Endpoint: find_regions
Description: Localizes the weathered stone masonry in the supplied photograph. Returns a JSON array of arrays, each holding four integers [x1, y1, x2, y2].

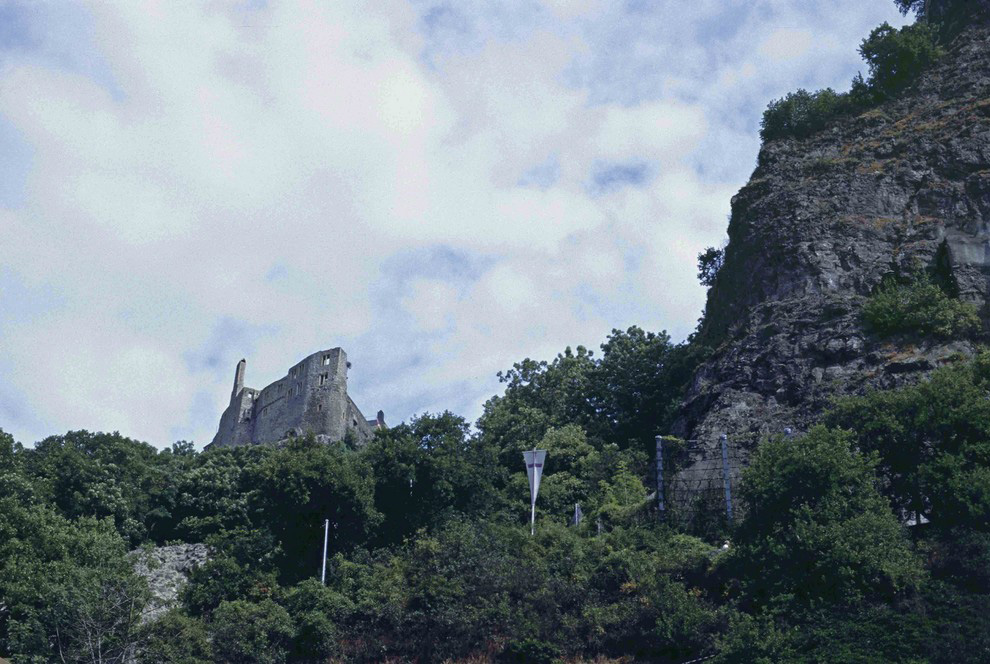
[[208, 347, 383, 448]]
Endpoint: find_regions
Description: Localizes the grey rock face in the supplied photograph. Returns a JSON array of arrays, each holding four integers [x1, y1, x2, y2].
[[209, 347, 382, 449], [131, 543, 209, 622], [673, 20, 990, 454]]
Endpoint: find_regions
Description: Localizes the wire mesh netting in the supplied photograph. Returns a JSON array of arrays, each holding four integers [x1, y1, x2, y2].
[[654, 434, 762, 536]]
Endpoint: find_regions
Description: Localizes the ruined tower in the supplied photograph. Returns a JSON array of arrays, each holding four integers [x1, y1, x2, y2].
[[208, 347, 382, 449]]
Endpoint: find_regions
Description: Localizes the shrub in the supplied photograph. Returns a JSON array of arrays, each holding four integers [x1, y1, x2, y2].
[[760, 17, 943, 142], [760, 88, 851, 141], [501, 638, 562, 664], [209, 599, 294, 664], [137, 609, 213, 664], [862, 272, 980, 339]]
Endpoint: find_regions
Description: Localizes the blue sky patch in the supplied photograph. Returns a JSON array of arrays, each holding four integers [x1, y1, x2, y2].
[[518, 155, 560, 189], [589, 159, 655, 194]]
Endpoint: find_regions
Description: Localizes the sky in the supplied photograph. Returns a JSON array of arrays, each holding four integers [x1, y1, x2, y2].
[[0, 0, 911, 449]]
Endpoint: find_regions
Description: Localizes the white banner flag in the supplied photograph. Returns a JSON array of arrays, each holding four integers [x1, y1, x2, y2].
[[523, 449, 547, 535]]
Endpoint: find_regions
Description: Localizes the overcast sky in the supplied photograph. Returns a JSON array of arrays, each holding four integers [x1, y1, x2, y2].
[[0, 0, 911, 449]]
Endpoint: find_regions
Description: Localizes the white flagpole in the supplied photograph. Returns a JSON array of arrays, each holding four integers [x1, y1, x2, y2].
[[321, 518, 329, 585]]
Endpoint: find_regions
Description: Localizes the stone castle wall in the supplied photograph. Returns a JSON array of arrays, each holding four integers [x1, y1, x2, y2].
[[209, 347, 377, 448]]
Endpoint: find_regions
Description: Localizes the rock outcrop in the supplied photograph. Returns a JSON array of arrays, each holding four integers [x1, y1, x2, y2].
[[131, 543, 209, 622], [673, 16, 990, 455]]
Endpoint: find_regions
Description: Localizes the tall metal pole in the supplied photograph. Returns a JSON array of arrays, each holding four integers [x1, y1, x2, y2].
[[655, 436, 665, 521], [720, 434, 733, 524], [320, 518, 329, 585]]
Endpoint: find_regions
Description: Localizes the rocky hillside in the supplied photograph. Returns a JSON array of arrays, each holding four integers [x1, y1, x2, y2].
[[673, 14, 990, 450]]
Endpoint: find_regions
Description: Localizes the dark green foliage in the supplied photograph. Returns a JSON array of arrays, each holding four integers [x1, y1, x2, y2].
[[895, 0, 926, 14], [23, 430, 172, 544], [319, 520, 720, 662], [245, 435, 381, 582], [596, 326, 704, 449], [860, 22, 944, 98], [182, 543, 281, 617], [363, 411, 503, 544], [717, 603, 937, 664], [282, 580, 349, 662], [827, 355, 990, 531], [4, 326, 990, 662], [895, 0, 986, 26], [480, 326, 707, 462], [862, 272, 980, 339], [761, 17, 943, 142], [210, 599, 295, 664], [697, 246, 724, 287], [0, 498, 148, 661], [138, 609, 213, 664], [760, 88, 853, 141], [501, 638, 562, 663], [727, 427, 922, 610]]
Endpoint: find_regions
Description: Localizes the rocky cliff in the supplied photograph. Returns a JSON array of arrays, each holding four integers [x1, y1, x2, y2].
[[131, 543, 209, 623], [672, 14, 990, 453]]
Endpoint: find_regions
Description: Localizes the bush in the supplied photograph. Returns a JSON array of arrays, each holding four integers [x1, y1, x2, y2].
[[760, 88, 851, 141], [501, 638, 562, 664], [862, 272, 980, 339], [137, 609, 212, 663], [209, 599, 294, 664], [760, 17, 942, 142]]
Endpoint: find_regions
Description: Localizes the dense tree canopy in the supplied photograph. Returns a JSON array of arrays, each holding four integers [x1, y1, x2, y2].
[[3, 342, 990, 662]]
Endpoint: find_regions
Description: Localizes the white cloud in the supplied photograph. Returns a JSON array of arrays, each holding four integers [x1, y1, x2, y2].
[[0, 0, 911, 447], [758, 28, 815, 61]]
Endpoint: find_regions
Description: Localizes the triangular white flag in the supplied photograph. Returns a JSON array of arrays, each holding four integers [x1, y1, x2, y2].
[[523, 449, 547, 535]]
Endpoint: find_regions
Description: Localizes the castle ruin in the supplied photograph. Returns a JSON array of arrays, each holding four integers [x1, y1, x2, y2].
[[208, 347, 384, 449]]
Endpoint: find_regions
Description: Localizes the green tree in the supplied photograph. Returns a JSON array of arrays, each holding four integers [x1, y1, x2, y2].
[[137, 608, 212, 664], [760, 88, 851, 141], [859, 22, 943, 98], [363, 412, 503, 543], [728, 427, 921, 610], [0, 500, 148, 662], [480, 346, 601, 465], [23, 430, 171, 544], [282, 580, 350, 663], [596, 326, 695, 451], [210, 599, 294, 664], [697, 246, 724, 287], [480, 329, 704, 464], [246, 436, 381, 582], [827, 357, 990, 531]]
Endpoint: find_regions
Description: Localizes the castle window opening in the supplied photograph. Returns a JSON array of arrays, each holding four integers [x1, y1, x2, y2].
[[320, 372, 328, 386], [323, 355, 331, 366], [317, 403, 323, 412]]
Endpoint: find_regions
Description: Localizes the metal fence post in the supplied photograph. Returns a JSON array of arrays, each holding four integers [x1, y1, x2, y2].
[[655, 435, 665, 521], [720, 433, 733, 524]]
